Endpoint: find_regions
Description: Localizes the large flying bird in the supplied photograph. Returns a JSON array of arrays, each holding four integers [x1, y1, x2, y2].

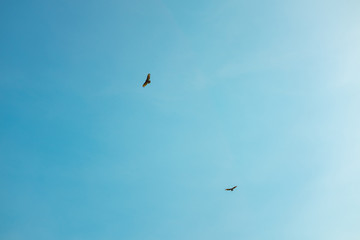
[[142, 73, 151, 87], [225, 186, 237, 191]]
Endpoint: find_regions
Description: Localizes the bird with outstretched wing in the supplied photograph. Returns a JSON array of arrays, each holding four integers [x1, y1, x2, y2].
[[225, 186, 237, 191], [142, 73, 151, 87]]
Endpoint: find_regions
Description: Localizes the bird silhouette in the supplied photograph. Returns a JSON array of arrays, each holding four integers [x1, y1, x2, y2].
[[142, 73, 151, 87], [225, 186, 237, 191]]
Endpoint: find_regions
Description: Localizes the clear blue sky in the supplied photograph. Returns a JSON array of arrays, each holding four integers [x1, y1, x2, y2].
[[1, 0, 360, 239]]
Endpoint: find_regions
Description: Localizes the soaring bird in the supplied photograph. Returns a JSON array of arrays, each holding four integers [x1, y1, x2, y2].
[[142, 73, 151, 87], [225, 186, 237, 191]]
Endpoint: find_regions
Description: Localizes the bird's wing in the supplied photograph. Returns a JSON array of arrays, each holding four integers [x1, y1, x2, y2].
[[142, 81, 148, 87], [225, 188, 231, 191], [232, 186, 237, 190], [146, 73, 151, 81]]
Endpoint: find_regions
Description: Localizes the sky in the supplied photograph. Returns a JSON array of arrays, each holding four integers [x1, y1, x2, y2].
[[1, 0, 360, 239]]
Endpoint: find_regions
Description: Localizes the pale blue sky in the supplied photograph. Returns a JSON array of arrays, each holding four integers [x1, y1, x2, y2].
[[1, 0, 360, 239]]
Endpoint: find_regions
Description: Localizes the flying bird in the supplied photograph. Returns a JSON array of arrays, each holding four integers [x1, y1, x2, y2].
[[142, 73, 151, 87], [225, 186, 237, 191]]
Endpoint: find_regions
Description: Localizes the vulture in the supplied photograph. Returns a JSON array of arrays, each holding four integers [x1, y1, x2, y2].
[[225, 186, 237, 191], [142, 73, 151, 87]]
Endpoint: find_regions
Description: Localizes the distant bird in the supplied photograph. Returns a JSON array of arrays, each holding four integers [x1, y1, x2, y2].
[[142, 73, 151, 87], [225, 186, 237, 191]]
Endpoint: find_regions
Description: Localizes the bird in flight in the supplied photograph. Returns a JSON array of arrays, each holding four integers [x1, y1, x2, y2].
[[225, 186, 237, 191], [142, 73, 151, 87]]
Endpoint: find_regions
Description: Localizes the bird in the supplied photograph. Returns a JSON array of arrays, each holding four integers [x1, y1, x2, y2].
[[225, 186, 237, 191], [142, 73, 151, 87]]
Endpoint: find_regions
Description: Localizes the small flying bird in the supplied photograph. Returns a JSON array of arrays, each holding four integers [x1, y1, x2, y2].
[[142, 73, 151, 87], [225, 186, 237, 191]]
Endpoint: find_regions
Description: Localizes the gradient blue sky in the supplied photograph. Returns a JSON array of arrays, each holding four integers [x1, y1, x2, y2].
[[1, 0, 360, 239]]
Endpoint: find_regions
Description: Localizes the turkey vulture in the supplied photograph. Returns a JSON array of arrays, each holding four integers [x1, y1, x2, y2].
[[142, 73, 151, 87], [225, 186, 237, 191]]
